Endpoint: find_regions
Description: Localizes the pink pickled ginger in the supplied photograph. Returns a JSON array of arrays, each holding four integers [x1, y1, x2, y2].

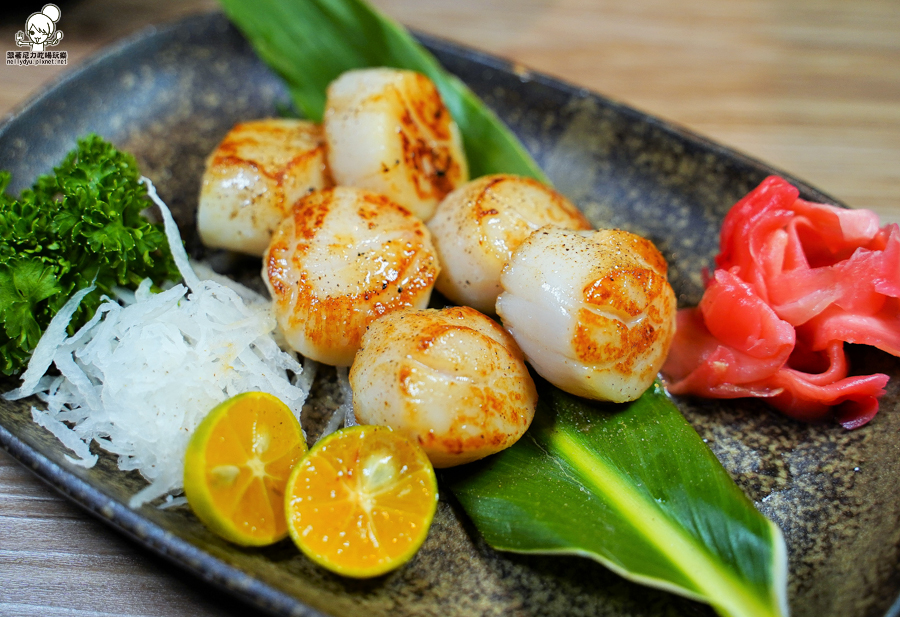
[[663, 176, 898, 429]]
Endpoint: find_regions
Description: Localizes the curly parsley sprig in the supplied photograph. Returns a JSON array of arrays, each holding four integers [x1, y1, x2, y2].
[[0, 134, 179, 375]]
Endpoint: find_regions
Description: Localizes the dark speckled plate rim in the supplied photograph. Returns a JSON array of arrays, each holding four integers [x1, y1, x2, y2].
[[0, 11, 895, 617]]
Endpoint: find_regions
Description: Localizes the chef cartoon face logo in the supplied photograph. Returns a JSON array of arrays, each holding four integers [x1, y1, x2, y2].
[[16, 4, 64, 52]]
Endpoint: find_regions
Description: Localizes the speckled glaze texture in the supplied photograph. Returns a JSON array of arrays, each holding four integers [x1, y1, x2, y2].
[[0, 12, 898, 617]]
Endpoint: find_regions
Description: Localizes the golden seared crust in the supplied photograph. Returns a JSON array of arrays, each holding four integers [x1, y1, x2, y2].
[[198, 119, 333, 256], [573, 229, 675, 383], [351, 306, 537, 468], [393, 73, 465, 204], [210, 120, 330, 181], [264, 187, 439, 366], [583, 266, 667, 319], [324, 68, 468, 220]]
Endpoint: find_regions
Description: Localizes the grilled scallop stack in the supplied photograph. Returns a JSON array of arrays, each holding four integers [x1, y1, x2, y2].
[[196, 66, 677, 468]]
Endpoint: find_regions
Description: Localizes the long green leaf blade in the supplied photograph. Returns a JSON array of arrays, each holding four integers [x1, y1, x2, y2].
[[448, 382, 788, 617], [218, 0, 547, 182]]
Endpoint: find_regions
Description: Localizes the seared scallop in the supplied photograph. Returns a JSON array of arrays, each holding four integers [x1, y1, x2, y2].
[[350, 306, 537, 468], [198, 119, 332, 256], [324, 68, 468, 220], [263, 187, 439, 366], [496, 227, 676, 403], [427, 174, 592, 313]]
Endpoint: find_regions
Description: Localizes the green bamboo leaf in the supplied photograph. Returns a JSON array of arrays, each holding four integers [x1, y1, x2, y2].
[[217, 0, 547, 182], [447, 382, 788, 617]]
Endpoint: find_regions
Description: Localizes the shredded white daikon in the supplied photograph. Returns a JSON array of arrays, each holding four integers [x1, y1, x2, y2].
[[4, 178, 314, 508]]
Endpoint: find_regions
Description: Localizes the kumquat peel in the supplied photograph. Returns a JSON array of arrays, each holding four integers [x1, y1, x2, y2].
[[184, 392, 308, 547], [285, 425, 439, 578]]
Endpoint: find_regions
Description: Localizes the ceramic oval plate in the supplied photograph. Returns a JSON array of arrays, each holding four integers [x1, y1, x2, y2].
[[1, 12, 899, 617]]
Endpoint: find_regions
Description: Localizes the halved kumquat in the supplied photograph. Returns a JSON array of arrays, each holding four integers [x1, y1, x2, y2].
[[285, 425, 438, 578], [184, 391, 307, 546]]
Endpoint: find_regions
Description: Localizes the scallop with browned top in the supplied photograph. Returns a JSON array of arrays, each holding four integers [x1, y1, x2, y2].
[[263, 187, 440, 366], [350, 306, 537, 468], [427, 174, 592, 313], [197, 119, 332, 256], [497, 227, 677, 402], [324, 68, 468, 220]]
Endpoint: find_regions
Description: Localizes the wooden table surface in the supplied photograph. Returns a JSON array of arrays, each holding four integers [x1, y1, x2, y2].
[[0, 0, 898, 615]]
